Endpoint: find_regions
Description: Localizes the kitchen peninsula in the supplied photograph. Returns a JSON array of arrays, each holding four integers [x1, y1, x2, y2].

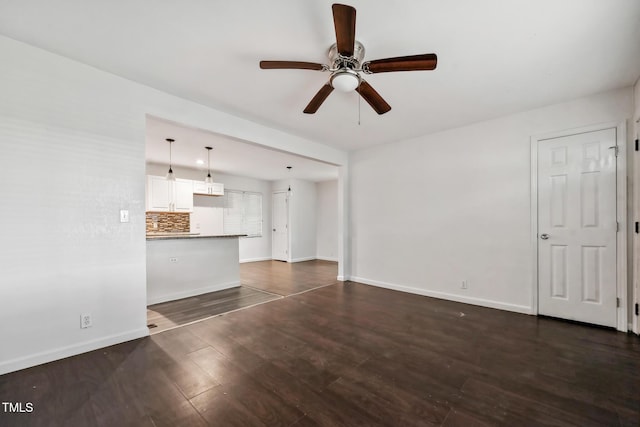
[[146, 233, 246, 305]]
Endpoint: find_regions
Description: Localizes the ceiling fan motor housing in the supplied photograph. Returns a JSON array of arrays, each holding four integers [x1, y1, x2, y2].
[[328, 40, 365, 91], [328, 40, 365, 69]]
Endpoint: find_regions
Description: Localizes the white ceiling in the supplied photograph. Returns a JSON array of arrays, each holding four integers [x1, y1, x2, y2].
[[146, 115, 339, 182], [1, 0, 639, 156]]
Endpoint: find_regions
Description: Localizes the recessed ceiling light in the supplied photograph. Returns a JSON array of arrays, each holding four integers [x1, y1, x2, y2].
[[196, 159, 204, 165]]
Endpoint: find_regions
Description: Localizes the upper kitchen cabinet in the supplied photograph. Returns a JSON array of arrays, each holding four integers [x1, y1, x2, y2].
[[173, 179, 194, 211], [193, 181, 224, 196], [146, 175, 193, 212]]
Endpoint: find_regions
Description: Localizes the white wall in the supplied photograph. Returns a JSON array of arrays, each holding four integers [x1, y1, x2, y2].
[[146, 164, 272, 263], [291, 179, 317, 262], [273, 179, 317, 262], [316, 180, 339, 261], [0, 35, 346, 375], [191, 195, 224, 236], [350, 87, 633, 314], [0, 38, 148, 374]]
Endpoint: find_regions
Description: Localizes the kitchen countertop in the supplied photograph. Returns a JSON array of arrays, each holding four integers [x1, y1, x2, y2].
[[146, 233, 247, 240]]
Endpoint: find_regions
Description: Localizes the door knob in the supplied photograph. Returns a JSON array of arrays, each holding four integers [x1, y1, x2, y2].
[[540, 233, 550, 240]]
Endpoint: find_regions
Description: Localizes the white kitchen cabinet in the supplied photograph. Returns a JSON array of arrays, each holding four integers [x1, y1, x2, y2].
[[172, 179, 194, 212], [147, 175, 170, 211], [193, 180, 224, 196], [146, 176, 193, 212]]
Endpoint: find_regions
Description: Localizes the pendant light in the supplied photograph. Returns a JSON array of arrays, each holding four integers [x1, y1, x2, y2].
[[286, 166, 292, 192], [166, 138, 176, 181], [204, 146, 213, 184]]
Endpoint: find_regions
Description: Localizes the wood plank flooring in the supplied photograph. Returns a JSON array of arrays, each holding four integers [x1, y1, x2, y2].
[[1, 265, 639, 426], [146, 260, 339, 334], [240, 260, 339, 296], [147, 286, 281, 334]]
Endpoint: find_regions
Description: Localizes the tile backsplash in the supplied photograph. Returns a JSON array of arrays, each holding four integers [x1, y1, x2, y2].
[[146, 212, 190, 233]]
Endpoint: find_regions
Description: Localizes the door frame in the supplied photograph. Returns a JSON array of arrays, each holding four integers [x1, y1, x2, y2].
[[530, 121, 627, 332], [633, 116, 640, 335]]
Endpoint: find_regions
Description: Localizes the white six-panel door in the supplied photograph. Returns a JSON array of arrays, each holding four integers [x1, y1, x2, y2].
[[537, 128, 617, 327]]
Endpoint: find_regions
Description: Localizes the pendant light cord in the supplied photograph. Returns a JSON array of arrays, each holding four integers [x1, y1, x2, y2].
[[165, 138, 176, 181], [205, 146, 213, 182], [207, 149, 211, 178]]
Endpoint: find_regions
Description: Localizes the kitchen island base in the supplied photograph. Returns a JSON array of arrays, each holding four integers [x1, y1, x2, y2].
[[146, 235, 243, 305]]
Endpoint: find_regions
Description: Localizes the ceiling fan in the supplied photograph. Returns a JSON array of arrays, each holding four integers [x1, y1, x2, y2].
[[259, 3, 437, 115]]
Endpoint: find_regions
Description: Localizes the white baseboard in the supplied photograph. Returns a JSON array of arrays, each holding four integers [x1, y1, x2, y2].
[[147, 281, 240, 305], [239, 257, 272, 264], [316, 256, 338, 262], [337, 275, 350, 282], [350, 276, 533, 315], [0, 327, 149, 376]]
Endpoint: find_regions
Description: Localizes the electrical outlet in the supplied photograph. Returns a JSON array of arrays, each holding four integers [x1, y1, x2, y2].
[[461, 280, 468, 290], [119, 209, 129, 223], [169, 257, 178, 263], [80, 314, 92, 329]]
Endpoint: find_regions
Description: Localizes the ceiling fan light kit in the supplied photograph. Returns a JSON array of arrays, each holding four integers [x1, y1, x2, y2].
[[259, 3, 437, 115], [330, 69, 360, 92]]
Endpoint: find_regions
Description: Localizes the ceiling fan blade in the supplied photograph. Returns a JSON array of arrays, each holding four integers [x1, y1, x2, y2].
[[260, 61, 325, 71], [363, 54, 437, 73], [303, 83, 334, 114], [356, 80, 391, 115], [332, 4, 356, 57]]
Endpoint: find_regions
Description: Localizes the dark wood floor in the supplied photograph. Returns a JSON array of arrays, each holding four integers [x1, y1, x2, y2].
[[240, 260, 339, 296], [146, 260, 339, 334], [1, 271, 639, 426], [147, 286, 281, 334]]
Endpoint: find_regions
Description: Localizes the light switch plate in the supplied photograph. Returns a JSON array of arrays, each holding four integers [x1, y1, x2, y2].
[[120, 209, 129, 223]]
